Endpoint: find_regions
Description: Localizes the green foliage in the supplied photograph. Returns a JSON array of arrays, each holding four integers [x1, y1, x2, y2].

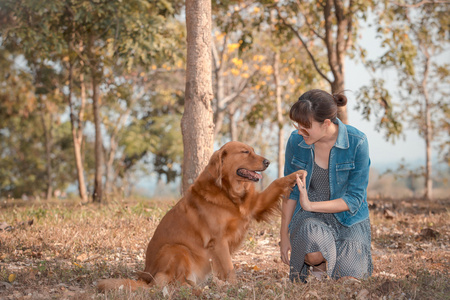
[[356, 78, 403, 142], [0, 51, 75, 197], [2, 0, 446, 198], [210, 1, 321, 147], [0, 0, 185, 197], [361, 1, 450, 164]]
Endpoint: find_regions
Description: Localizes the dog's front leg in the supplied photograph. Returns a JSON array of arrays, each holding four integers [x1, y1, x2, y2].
[[251, 170, 306, 220], [209, 239, 236, 283]]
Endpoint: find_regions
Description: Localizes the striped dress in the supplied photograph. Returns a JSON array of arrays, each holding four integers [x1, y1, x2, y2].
[[289, 162, 373, 282]]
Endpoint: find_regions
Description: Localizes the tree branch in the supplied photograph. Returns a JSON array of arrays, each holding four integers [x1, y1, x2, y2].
[[334, 0, 348, 74], [324, 0, 339, 79], [295, 0, 325, 41], [345, 0, 354, 51], [220, 69, 257, 105], [276, 6, 332, 85]]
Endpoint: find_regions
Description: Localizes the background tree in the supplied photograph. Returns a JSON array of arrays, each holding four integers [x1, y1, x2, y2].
[[210, 2, 321, 177], [181, 0, 215, 193], [1, 0, 448, 200], [0, 48, 76, 198], [357, 1, 450, 200], [0, 0, 184, 200], [272, 0, 377, 124]]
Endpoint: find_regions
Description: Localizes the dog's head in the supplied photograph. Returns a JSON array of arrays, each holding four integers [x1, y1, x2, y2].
[[207, 141, 270, 188]]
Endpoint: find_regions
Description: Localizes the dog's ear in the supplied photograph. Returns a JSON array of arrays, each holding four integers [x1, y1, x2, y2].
[[207, 148, 225, 187]]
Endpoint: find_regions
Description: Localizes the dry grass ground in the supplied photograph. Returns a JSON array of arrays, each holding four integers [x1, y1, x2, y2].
[[0, 197, 448, 300]]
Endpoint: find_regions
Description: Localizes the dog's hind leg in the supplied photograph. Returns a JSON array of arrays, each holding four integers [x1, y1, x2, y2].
[[146, 244, 198, 286], [153, 272, 171, 287]]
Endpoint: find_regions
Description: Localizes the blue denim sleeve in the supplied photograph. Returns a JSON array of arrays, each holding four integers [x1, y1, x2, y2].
[[341, 136, 370, 215], [284, 134, 300, 202]]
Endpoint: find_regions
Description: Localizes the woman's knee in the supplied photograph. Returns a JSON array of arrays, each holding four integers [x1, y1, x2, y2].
[[304, 251, 325, 265]]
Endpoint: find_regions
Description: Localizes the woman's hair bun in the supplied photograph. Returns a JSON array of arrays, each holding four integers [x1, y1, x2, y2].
[[332, 93, 347, 107]]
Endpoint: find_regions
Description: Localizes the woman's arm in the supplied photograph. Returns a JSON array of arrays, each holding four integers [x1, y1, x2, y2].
[[280, 197, 296, 265], [340, 136, 371, 215], [296, 173, 349, 213]]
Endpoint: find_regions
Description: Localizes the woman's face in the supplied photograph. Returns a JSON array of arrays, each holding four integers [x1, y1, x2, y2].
[[293, 120, 326, 145]]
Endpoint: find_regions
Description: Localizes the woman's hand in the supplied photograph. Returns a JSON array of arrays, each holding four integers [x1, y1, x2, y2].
[[280, 233, 291, 265], [296, 173, 313, 212]]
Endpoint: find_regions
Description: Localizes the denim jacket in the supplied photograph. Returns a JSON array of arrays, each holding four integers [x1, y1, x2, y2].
[[284, 118, 371, 227]]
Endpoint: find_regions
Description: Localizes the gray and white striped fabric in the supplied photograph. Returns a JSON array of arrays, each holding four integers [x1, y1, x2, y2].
[[289, 163, 373, 282]]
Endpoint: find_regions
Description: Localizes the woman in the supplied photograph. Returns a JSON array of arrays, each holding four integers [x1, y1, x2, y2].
[[280, 89, 372, 282]]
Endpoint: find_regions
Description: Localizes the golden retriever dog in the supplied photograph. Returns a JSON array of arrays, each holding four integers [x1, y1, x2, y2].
[[98, 141, 305, 291]]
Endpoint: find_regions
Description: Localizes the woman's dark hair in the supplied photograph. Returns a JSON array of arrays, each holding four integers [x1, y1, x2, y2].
[[289, 89, 347, 128]]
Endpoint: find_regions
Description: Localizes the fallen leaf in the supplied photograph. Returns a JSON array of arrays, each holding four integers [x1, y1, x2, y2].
[[356, 289, 369, 300], [162, 286, 169, 298], [0, 222, 12, 231], [419, 228, 439, 240], [8, 273, 16, 283], [0, 281, 12, 289], [383, 209, 396, 219], [76, 253, 88, 261]]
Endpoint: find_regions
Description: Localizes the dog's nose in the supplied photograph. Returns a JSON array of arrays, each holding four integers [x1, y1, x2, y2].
[[263, 159, 270, 168]]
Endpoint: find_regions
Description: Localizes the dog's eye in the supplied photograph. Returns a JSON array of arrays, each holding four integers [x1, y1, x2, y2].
[[241, 150, 250, 154]]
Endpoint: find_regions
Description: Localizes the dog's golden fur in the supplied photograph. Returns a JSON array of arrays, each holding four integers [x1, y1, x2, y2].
[[98, 141, 304, 291]]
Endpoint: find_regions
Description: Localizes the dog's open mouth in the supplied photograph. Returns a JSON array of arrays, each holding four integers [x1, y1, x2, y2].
[[237, 169, 263, 182]]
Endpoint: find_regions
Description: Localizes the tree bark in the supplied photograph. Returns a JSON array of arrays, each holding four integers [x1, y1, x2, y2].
[[325, 0, 348, 124], [331, 77, 348, 124], [422, 52, 432, 201], [273, 51, 284, 179], [181, 0, 215, 194], [212, 41, 226, 137], [88, 33, 104, 202], [229, 102, 238, 141], [68, 60, 88, 202], [92, 71, 103, 202], [39, 98, 53, 200]]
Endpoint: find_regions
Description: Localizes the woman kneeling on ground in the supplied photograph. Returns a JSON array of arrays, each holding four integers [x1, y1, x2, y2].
[[280, 89, 373, 282]]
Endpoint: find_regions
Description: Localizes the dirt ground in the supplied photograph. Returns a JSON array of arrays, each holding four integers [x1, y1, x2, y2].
[[0, 197, 448, 299]]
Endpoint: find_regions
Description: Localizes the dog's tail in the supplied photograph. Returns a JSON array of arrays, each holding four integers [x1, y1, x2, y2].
[[97, 278, 150, 292]]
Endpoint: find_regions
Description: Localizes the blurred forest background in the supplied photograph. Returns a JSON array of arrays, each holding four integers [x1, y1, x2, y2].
[[0, 0, 449, 202]]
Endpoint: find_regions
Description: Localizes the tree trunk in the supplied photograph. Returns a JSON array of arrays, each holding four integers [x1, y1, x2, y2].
[[92, 70, 103, 202], [212, 42, 226, 137], [68, 61, 88, 202], [39, 98, 53, 200], [229, 103, 238, 141], [331, 77, 348, 124], [104, 138, 116, 196], [422, 53, 432, 201], [325, 0, 348, 125], [86, 31, 104, 203], [181, 0, 215, 194], [273, 51, 284, 178]]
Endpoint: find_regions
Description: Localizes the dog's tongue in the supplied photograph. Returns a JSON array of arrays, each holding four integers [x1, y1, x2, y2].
[[239, 169, 262, 180]]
